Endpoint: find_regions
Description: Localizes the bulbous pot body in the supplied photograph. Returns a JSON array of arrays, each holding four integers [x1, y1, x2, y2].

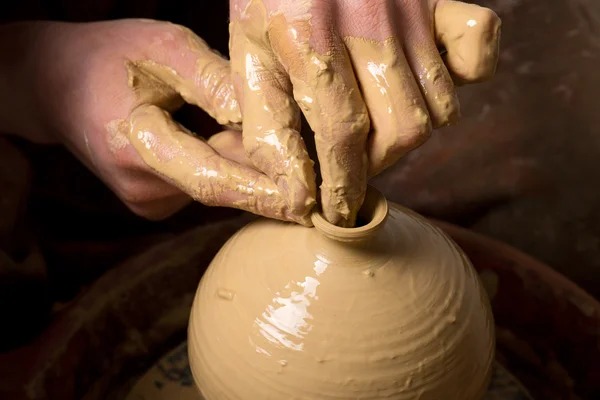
[[188, 188, 495, 399]]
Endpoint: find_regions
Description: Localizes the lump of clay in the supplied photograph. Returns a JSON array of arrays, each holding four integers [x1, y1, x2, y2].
[[188, 186, 495, 399]]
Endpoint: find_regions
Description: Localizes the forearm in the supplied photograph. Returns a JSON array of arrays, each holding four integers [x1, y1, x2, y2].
[[0, 22, 55, 143]]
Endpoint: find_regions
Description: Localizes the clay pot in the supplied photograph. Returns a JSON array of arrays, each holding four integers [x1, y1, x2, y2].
[[188, 187, 495, 399]]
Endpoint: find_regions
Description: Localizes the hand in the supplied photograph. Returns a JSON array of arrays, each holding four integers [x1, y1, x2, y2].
[[2, 20, 312, 224], [229, 0, 501, 226]]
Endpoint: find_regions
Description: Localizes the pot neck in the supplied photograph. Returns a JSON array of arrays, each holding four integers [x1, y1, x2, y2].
[[310, 186, 388, 246]]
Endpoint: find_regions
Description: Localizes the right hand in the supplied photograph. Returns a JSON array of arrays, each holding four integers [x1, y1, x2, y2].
[[228, 0, 501, 227]]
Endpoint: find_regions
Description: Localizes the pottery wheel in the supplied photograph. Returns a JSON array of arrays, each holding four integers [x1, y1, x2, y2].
[[125, 341, 533, 400]]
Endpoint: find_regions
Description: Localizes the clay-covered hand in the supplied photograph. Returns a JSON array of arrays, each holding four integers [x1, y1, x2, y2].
[[2, 20, 311, 224], [229, 0, 501, 227]]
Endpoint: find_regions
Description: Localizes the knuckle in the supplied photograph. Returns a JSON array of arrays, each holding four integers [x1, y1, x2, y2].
[[475, 7, 501, 29], [393, 108, 432, 151], [352, 110, 371, 136], [346, 0, 389, 37], [357, 0, 386, 17], [433, 93, 460, 127], [329, 108, 371, 144], [408, 111, 433, 142]]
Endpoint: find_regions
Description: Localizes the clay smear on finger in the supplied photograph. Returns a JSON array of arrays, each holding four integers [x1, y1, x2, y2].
[[125, 52, 240, 126], [178, 25, 244, 126], [229, 7, 317, 219], [413, 50, 459, 128], [106, 30, 242, 155], [127, 104, 310, 225], [344, 36, 431, 177], [110, 31, 311, 225], [434, 0, 502, 84], [243, 0, 370, 227], [395, 1, 460, 129]]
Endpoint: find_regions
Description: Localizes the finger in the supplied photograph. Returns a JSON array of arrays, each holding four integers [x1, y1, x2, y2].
[[434, 0, 501, 85], [230, 10, 317, 222], [126, 104, 311, 225], [207, 130, 255, 169], [267, 8, 370, 227], [125, 23, 241, 126], [338, 4, 432, 177], [122, 189, 192, 221], [395, 0, 460, 128]]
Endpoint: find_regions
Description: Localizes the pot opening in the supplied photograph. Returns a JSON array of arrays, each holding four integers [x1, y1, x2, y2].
[[310, 186, 389, 242]]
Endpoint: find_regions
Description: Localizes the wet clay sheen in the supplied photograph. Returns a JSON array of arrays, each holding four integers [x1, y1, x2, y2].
[[108, 26, 242, 155], [230, 0, 369, 228], [228, 11, 318, 221], [189, 187, 495, 399], [110, 25, 313, 225], [434, 0, 501, 84], [412, 50, 460, 127], [125, 26, 242, 126], [343, 37, 431, 177], [127, 104, 306, 224]]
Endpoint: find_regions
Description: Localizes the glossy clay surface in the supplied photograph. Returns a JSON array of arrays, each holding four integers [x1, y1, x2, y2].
[[188, 188, 495, 399]]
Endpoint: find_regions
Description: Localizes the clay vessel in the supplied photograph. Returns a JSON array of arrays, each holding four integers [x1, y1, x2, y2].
[[188, 186, 495, 399]]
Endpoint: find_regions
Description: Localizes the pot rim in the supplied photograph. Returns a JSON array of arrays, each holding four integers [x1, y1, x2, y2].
[[310, 185, 389, 242]]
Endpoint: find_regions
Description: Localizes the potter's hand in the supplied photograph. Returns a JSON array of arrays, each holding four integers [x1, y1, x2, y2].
[[1, 20, 310, 224], [230, 0, 501, 227]]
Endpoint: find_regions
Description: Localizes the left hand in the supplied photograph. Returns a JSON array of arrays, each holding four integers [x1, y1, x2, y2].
[[1, 20, 311, 223]]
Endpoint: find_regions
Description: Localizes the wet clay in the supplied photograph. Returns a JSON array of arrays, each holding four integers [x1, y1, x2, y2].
[[342, 37, 431, 177], [126, 26, 242, 126], [434, 0, 502, 84], [116, 0, 500, 226], [230, 0, 369, 228], [228, 3, 319, 221], [127, 104, 308, 224], [188, 186, 495, 399], [108, 25, 311, 225], [228, 0, 501, 226]]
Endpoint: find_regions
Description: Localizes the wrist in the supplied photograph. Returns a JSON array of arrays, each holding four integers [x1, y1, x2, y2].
[[0, 22, 58, 143]]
